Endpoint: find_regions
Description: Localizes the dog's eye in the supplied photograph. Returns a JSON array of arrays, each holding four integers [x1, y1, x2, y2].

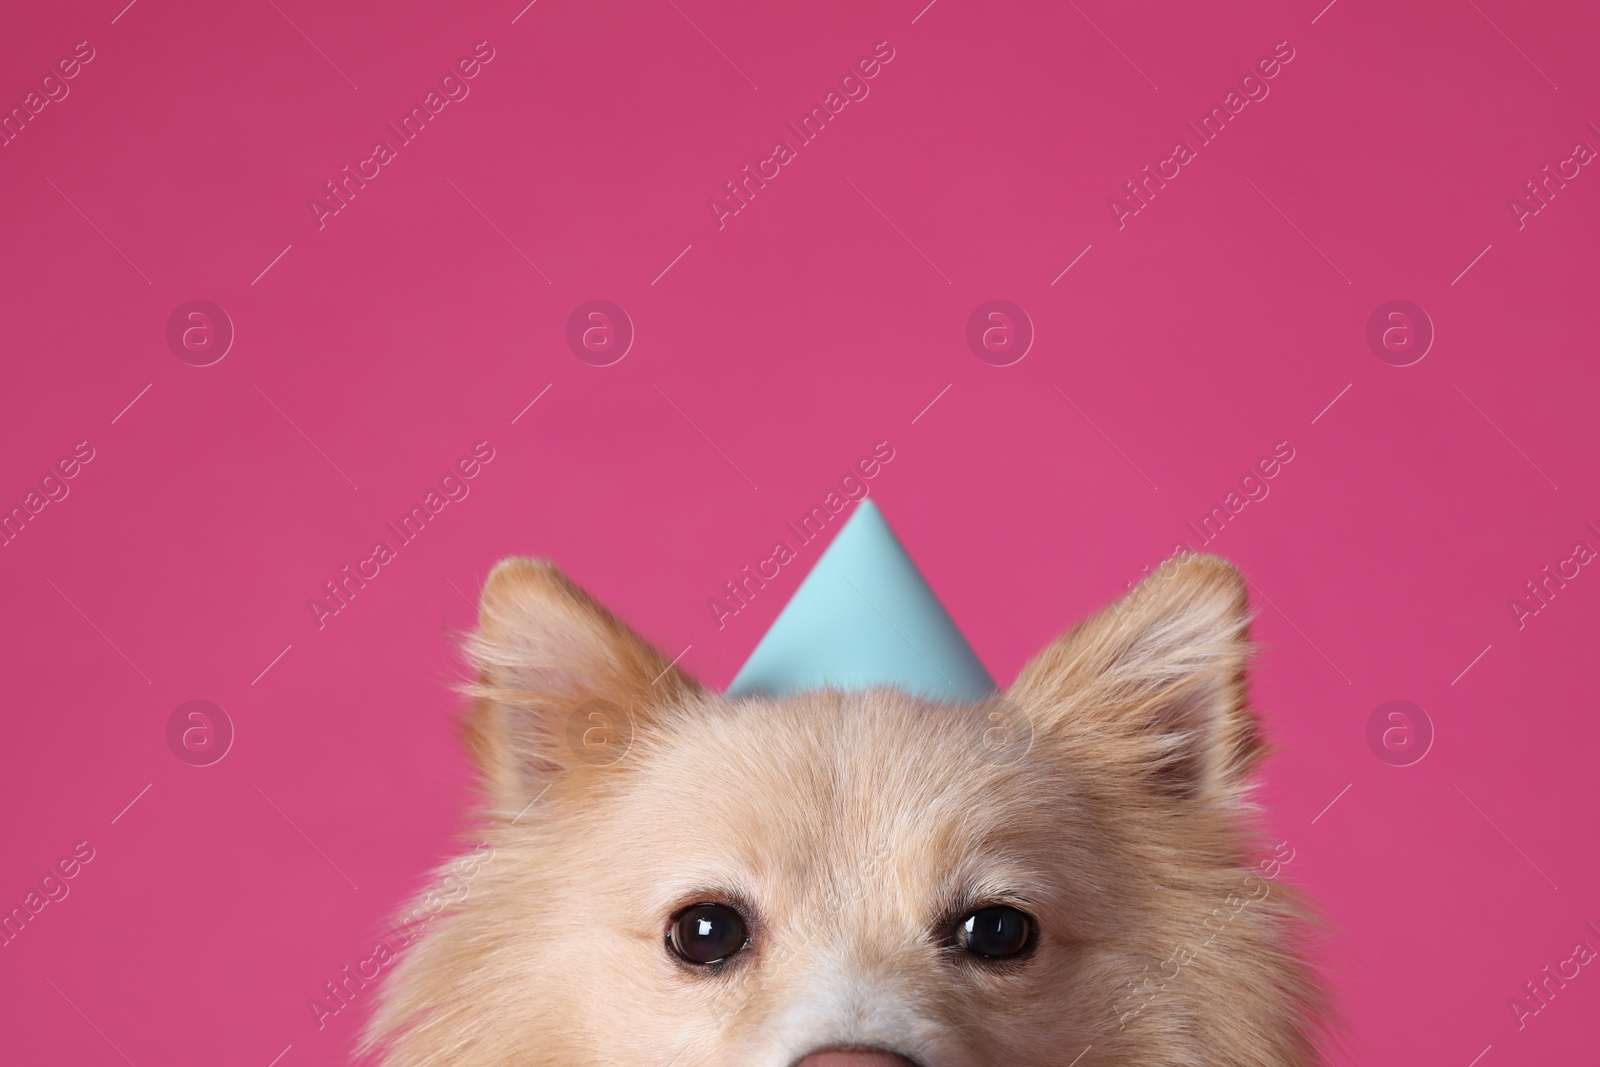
[[957, 906, 1034, 960], [669, 903, 749, 965]]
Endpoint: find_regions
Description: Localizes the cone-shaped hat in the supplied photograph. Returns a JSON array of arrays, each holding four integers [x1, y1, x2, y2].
[[726, 500, 997, 702]]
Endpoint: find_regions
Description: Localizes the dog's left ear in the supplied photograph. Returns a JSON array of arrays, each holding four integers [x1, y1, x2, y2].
[[1006, 553, 1265, 803], [460, 558, 700, 814]]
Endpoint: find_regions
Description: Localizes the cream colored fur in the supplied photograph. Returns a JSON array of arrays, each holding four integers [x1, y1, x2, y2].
[[362, 553, 1325, 1066]]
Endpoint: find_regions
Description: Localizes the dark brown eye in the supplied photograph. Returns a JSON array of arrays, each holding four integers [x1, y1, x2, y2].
[[669, 903, 749, 965], [957, 906, 1034, 960]]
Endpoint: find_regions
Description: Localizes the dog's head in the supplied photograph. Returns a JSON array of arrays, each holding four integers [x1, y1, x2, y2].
[[364, 554, 1323, 1066]]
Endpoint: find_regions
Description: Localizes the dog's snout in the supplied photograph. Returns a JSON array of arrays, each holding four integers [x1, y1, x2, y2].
[[795, 1051, 918, 1067]]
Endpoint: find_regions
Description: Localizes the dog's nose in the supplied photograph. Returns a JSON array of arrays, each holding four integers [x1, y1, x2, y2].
[[795, 1051, 917, 1067]]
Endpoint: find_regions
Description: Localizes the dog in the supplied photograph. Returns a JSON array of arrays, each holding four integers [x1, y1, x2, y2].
[[363, 551, 1325, 1065]]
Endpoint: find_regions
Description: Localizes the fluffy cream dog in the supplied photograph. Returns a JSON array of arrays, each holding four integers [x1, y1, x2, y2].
[[364, 553, 1324, 1066]]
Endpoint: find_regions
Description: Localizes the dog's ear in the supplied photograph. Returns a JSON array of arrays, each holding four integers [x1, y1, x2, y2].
[[460, 558, 699, 814], [1006, 553, 1264, 803]]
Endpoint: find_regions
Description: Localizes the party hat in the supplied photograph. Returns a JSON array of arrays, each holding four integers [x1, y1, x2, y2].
[[725, 499, 997, 702]]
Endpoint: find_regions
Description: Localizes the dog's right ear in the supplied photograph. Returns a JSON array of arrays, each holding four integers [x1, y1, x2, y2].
[[1006, 552, 1264, 807], [460, 558, 699, 815]]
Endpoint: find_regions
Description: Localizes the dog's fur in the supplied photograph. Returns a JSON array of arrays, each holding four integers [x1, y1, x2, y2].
[[363, 552, 1324, 1066]]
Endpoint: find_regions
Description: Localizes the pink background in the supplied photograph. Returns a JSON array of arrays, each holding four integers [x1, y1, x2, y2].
[[3, 0, 1598, 1063]]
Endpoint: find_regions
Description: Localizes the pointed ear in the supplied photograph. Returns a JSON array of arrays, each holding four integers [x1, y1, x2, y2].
[[1006, 553, 1264, 802], [459, 558, 700, 813]]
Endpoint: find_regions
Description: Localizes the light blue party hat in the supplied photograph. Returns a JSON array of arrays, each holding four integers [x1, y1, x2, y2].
[[726, 499, 997, 702]]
